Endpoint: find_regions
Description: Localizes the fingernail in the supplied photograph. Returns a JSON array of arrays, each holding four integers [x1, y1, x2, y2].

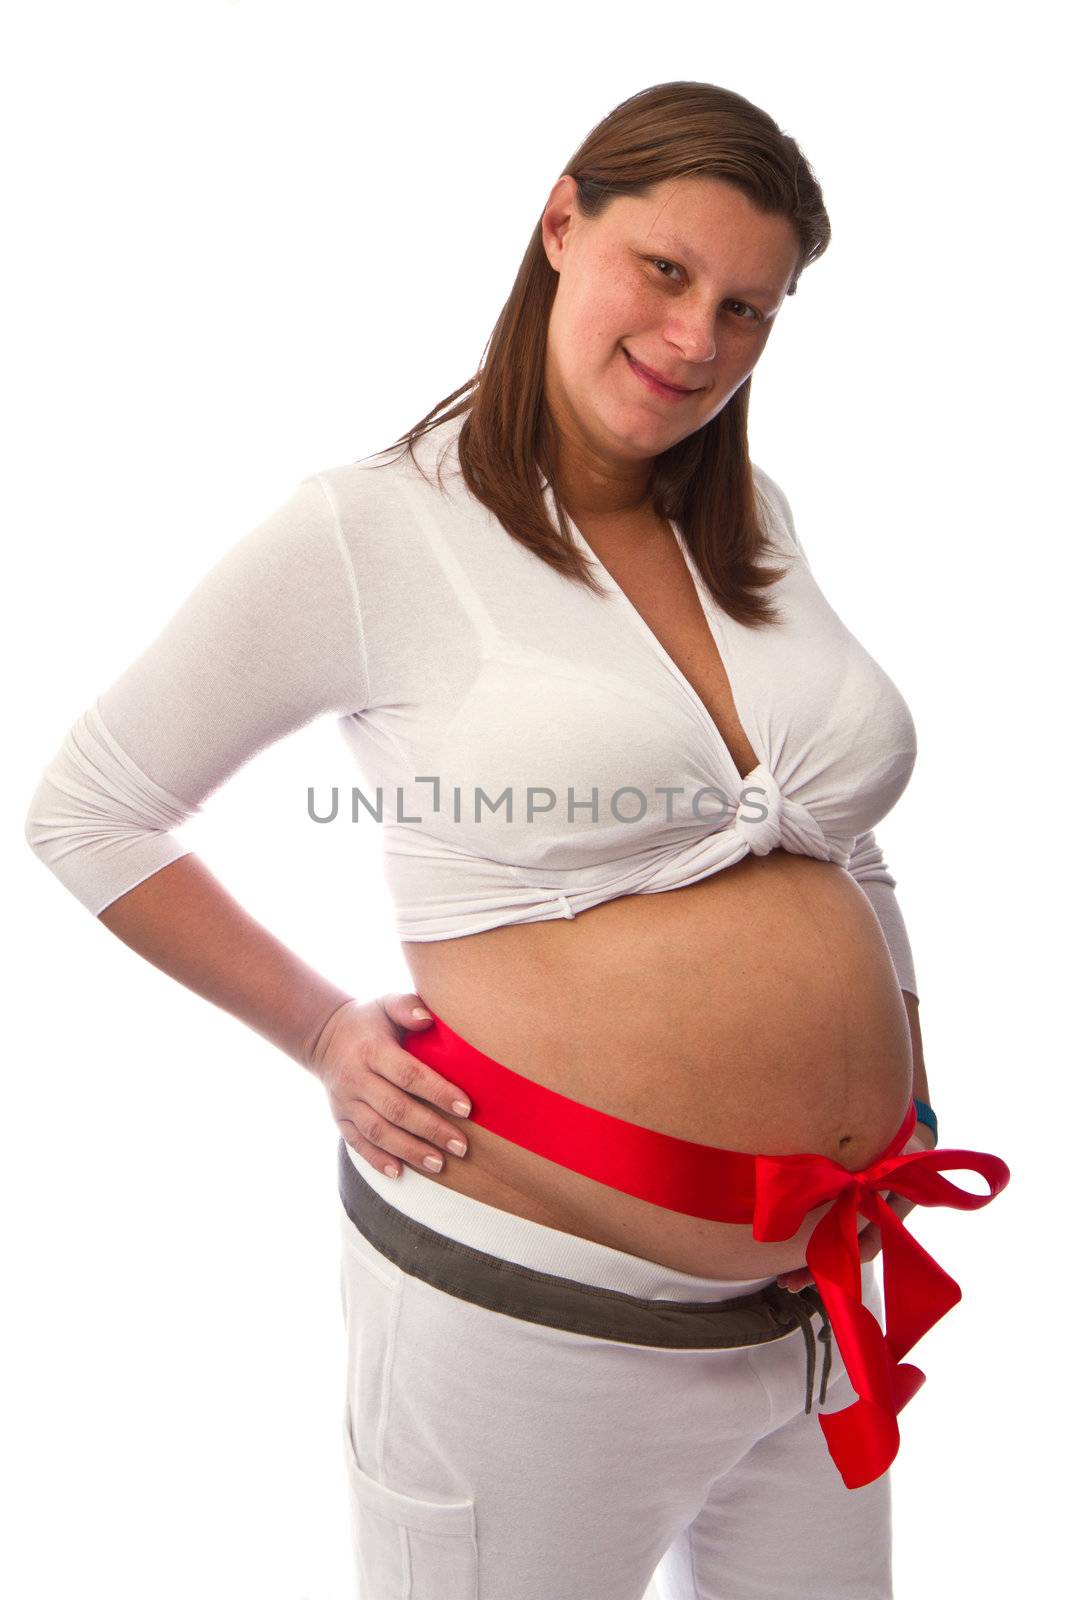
[[452, 1099, 471, 1116], [422, 1154, 443, 1171], [384, 1164, 400, 1179], [412, 1007, 431, 1019], [446, 1138, 466, 1156]]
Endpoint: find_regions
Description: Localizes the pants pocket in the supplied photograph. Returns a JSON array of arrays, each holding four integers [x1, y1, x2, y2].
[[341, 1409, 478, 1598]]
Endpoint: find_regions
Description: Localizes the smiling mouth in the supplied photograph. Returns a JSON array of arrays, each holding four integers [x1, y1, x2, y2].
[[622, 348, 699, 395]]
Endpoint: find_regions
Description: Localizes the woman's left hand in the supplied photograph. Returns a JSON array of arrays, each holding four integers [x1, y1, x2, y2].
[[775, 1127, 936, 1293]]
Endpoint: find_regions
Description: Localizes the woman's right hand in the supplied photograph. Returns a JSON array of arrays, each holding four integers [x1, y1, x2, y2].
[[306, 994, 472, 1178]]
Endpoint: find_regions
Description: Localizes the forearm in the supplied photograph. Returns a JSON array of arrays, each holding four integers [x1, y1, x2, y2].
[[97, 852, 355, 1070], [902, 989, 936, 1145]]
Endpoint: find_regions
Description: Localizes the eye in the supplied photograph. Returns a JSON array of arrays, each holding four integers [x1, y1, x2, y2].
[[726, 299, 763, 323], [648, 260, 763, 324]]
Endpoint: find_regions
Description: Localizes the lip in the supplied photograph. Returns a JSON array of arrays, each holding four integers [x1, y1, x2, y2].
[[623, 348, 700, 399]]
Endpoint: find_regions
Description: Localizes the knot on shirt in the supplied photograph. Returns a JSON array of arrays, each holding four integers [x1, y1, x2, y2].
[[734, 763, 782, 855]]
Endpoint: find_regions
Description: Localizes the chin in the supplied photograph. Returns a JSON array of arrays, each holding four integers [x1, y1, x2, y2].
[[604, 405, 669, 441]]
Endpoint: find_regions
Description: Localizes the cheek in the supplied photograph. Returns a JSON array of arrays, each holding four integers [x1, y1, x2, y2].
[[735, 325, 773, 367], [713, 331, 769, 391], [562, 276, 648, 356]]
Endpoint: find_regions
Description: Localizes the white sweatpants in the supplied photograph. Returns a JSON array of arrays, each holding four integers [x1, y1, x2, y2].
[[337, 1142, 892, 1600]]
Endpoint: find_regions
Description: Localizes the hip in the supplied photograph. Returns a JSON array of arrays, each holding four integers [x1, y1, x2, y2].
[[335, 1155, 892, 1595]]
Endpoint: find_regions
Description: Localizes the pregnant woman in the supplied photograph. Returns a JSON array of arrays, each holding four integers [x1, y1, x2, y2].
[[25, 81, 1008, 1600]]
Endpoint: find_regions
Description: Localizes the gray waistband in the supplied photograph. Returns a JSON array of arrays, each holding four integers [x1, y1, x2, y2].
[[336, 1137, 834, 1413]]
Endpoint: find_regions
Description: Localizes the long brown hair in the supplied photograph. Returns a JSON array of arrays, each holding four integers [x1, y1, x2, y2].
[[368, 80, 831, 627]]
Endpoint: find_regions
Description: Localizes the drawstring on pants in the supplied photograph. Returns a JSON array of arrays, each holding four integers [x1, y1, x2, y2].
[[765, 1283, 834, 1413]]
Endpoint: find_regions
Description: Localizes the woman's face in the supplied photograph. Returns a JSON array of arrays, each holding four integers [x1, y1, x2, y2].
[[540, 174, 801, 496]]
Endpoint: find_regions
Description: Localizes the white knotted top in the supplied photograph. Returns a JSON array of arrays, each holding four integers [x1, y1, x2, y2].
[[24, 409, 919, 993]]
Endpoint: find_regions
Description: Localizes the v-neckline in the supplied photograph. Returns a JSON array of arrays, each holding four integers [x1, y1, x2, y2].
[[561, 507, 764, 786]]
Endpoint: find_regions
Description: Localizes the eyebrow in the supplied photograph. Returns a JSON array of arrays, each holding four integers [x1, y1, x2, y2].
[[646, 233, 780, 301]]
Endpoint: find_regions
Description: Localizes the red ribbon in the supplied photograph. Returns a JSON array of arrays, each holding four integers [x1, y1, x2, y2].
[[752, 1100, 1011, 1489], [403, 1014, 1011, 1490]]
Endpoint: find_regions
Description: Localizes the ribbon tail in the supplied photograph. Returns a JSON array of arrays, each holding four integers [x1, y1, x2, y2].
[[818, 1392, 903, 1491], [752, 1136, 1011, 1491], [868, 1190, 963, 1363], [803, 1192, 908, 1489]]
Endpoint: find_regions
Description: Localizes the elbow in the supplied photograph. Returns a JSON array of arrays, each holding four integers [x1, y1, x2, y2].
[[23, 765, 120, 914], [23, 705, 200, 915], [845, 828, 896, 890], [23, 773, 55, 863]]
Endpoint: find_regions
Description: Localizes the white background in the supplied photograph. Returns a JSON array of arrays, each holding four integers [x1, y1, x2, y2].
[[5, 2, 1061, 1595]]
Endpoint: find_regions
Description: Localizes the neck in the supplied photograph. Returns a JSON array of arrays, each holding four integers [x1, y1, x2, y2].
[[544, 397, 654, 518]]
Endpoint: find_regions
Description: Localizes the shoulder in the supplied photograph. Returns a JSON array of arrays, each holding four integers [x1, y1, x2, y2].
[[311, 413, 466, 542], [750, 462, 808, 564]]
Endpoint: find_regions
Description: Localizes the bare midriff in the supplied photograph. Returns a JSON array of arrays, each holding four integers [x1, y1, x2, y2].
[[400, 847, 914, 1281], [397, 510, 914, 1281]]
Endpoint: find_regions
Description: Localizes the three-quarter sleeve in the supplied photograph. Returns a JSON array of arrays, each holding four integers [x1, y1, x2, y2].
[[24, 473, 370, 916]]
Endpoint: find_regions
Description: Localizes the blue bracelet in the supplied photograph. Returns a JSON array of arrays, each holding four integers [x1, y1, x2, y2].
[[913, 1096, 938, 1142]]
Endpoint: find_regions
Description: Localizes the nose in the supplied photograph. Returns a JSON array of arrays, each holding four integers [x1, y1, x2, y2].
[[668, 317, 716, 369]]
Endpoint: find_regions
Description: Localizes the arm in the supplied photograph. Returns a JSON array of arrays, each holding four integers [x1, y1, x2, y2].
[[843, 825, 936, 1147], [902, 989, 936, 1148], [844, 827, 918, 1001], [753, 466, 934, 1144], [24, 473, 367, 1070], [845, 830, 935, 1147], [752, 468, 921, 1000], [97, 853, 354, 1070]]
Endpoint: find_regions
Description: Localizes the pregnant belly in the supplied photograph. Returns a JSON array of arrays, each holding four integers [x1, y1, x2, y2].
[[400, 849, 915, 1279]]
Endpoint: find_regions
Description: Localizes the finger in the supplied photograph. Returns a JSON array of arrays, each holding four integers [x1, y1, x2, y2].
[[351, 1065, 470, 1173], [338, 1123, 404, 1181], [381, 1035, 474, 1120], [857, 1224, 883, 1263], [376, 998, 473, 1117], [378, 990, 438, 1031]]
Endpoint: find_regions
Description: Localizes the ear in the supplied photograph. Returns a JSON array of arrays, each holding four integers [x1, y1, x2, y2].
[[541, 174, 580, 274]]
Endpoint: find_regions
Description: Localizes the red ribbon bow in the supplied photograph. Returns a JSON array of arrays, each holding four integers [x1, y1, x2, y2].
[[752, 1101, 1010, 1489]]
